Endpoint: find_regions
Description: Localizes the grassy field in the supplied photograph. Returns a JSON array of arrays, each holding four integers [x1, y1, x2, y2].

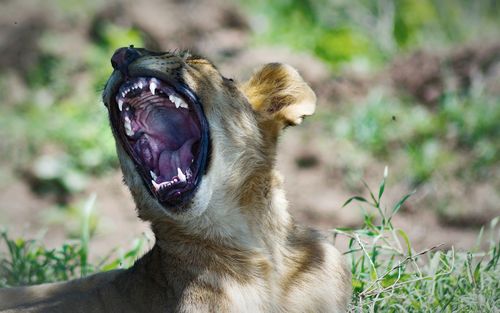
[[340, 173, 499, 312], [1, 174, 498, 311], [0, 0, 499, 311]]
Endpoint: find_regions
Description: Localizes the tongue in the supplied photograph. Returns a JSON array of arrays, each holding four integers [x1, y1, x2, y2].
[[158, 138, 197, 181]]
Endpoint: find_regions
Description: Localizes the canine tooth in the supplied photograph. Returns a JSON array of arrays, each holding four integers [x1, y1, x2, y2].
[[139, 81, 143, 89], [152, 180, 161, 190], [179, 101, 188, 109], [118, 99, 124, 111], [150, 171, 157, 180], [177, 168, 186, 182], [152, 180, 170, 191], [150, 82, 157, 95], [124, 116, 134, 136]]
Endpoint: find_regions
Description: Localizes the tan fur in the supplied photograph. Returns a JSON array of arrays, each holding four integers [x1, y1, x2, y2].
[[0, 50, 351, 312]]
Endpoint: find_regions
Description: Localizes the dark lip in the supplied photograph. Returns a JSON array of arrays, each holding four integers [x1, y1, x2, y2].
[[106, 74, 210, 209]]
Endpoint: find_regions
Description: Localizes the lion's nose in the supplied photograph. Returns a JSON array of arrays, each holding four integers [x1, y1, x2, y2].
[[111, 46, 141, 75]]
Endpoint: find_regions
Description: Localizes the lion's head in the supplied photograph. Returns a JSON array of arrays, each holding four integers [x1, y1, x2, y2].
[[102, 46, 316, 223]]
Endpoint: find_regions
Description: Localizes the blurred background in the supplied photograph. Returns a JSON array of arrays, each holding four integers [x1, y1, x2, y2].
[[0, 0, 499, 260]]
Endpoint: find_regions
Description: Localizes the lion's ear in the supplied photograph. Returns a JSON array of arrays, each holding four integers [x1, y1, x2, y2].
[[241, 63, 316, 127]]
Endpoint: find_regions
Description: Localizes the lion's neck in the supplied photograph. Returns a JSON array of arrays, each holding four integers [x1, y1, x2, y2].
[[150, 169, 291, 270]]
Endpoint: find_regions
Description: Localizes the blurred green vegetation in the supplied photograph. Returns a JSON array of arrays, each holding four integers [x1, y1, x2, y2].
[[0, 21, 144, 195], [318, 89, 500, 184], [0, 0, 498, 199], [244, 0, 500, 70], [243, 0, 500, 189]]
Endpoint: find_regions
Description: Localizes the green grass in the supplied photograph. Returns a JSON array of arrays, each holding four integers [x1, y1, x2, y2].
[[336, 169, 500, 312], [1, 172, 498, 311], [0, 232, 145, 288], [0, 195, 145, 288]]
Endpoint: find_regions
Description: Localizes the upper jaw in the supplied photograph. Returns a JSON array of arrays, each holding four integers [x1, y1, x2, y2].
[[104, 70, 211, 210]]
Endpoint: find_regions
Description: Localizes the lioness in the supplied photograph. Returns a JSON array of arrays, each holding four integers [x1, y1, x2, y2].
[[0, 47, 351, 312]]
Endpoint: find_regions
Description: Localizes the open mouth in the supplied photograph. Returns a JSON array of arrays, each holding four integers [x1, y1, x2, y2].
[[110, 76, 209, 207]]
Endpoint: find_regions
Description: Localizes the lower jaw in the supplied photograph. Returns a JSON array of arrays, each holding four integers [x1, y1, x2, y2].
[[114, 132, 197, 205]]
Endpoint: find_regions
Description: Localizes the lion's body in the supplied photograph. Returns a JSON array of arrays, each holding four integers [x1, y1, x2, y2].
[[0, 50, 351, 312]]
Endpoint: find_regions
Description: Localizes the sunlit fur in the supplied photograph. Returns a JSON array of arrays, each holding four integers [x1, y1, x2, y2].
[[0, 51, 351, 313]]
